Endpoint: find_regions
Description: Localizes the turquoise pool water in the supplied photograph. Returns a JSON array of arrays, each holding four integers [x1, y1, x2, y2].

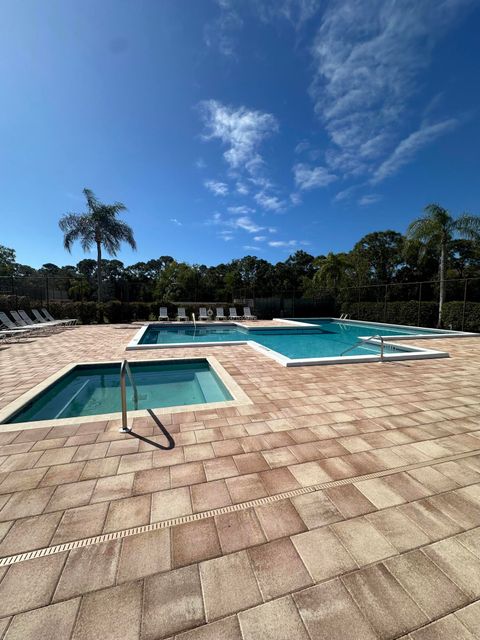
[[138, 320, 425, 359], [6, 359, 232, 424]]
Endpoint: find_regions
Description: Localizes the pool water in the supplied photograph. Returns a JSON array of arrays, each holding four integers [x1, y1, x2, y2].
[[6, 360, 232, 424], [138, 321, 419, 359]]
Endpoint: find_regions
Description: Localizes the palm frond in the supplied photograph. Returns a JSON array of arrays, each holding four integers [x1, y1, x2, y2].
[[455, 213, 480, 240]]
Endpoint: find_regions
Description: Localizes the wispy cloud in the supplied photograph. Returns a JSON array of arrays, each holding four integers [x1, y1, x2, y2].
[[310, 0, 472, 181], [204, 180, 229, 196], [199, 100, 278, 175], [358, 194, 382, 206], [227, 205, 255, 215], [253, 235, 266, 242], [204, 0, 243, 57], [268, 239, 310, 248], [243, 245, 262, 252], [233, 216, 264, 233], [195, 157, 206, 169], [294, 163, 337, 190], [371, 119, 458, 184], [170, 218, 183, 226], [254, 192, 286, 212]]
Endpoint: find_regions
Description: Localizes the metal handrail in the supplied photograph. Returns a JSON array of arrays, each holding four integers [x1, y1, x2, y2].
[[120, 359, 139, 433], [341, 334, 385, 360]]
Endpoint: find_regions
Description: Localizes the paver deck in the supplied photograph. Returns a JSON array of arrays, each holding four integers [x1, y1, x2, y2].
[[0, 323, 480, 638]]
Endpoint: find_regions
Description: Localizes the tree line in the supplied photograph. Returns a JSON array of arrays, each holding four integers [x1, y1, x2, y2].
[[1, 189, 480, 327]]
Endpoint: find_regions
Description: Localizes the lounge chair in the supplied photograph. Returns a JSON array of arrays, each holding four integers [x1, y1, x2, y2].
[[216, 307, 227, 321], [11, 310, 54, 333], [243, 307, 257, 320], [198, 307, 209, 321], [228, 307, 242, 320], [0, 311, 41, 336], [31, 309, 62, 326], [176, 307, 188, 321], [41, 308, 77, 325], [19, 309, 62, 329], [158, 307, 169, 321]]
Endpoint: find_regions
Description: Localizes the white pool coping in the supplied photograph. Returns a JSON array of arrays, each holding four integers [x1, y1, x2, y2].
[[126, 321, 450, 367], [276, 317, 479, 339], [0, 355, 253, 432]]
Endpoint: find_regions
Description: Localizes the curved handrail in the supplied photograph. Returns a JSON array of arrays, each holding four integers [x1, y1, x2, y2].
[[120, 359, 139, 432], [341, 334, 385, 360]]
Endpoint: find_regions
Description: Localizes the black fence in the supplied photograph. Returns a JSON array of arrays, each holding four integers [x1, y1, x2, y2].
[[2, 275, 480, 331]]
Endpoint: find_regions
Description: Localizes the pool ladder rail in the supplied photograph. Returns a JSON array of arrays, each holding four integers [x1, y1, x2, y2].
[[119, 359, 139, 433], [341, 334, 385, 360]]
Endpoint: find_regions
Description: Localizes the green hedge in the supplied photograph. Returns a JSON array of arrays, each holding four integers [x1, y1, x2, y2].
[[340, 300, 480, 331]]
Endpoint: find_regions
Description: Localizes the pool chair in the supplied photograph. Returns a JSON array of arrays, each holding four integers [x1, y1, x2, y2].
[[0, 311, 42, 336], [10, 310, 53, 333], [198, 307, 209, 321], [243, 307, 257, 321], [41, 308, 77, 326], [19, 309, 63, 331], [31, 309, 65, 326], [228, 307, 242, 320], [216, 307, 227, 321], [176, 307, 188, 321], [158, 307, 169, 321]]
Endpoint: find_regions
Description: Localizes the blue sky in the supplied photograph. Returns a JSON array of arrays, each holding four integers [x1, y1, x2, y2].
[[1, 0, 480, 268]]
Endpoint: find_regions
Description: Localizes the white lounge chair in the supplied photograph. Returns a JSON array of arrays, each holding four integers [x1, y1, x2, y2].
[[41, 308, 77, 325], [198, 307, 209, 321], [20, 309, 63, 330], [0, 328, 31, 342], [0, 311, 42, 335], [176, 307, 188, 321], [31, 309, 63, 326], [243, 307, 257, 320], [228, 307, 242, 320], [158, 307, 169, 321], [216, 307, 227, 321], [10, 311, 51, 333]]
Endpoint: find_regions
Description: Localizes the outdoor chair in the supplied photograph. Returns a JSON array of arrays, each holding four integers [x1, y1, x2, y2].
[[158, 307, 169, 321], [176, 307, 188, 321], [243, 307, 257, 320], [216, 307, 227, 320], [228, 307, 242, 320]]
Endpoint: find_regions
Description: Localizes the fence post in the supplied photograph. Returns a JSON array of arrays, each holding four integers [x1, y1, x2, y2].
[[417, 282, 422, 326], [462, 279, 468, 331]]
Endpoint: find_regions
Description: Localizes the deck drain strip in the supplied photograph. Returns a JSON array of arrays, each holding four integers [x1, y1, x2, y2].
[[1, 446, 480, 567]]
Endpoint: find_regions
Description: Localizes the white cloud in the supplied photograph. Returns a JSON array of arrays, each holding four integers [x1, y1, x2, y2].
[[199, 100, 278, 175], [294, 140, 311, 154], [358, 194, 382, 206], [219, 231, 234, 241], [293, 163, 337, 190], [170, 218, 183, 226], [268, 239, 310, 248], [310, 0, 472, 180], [290, 192, 302, 206], [254, 192, 286, 212], [227, 205, 255, 215], [204, 0, 243, 57], [195, 157, 206, 169], [236, 181, 249, 195], [233, 216, 264, 233], [204, 180, 229, 196], [371, 119, 458, 184], [243, 245, 262, 252], [253, 235, 266, 242]]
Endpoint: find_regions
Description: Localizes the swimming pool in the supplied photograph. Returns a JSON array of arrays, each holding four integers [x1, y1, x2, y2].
[[128, 319, 451, 366], [0, 358, 246, 426]]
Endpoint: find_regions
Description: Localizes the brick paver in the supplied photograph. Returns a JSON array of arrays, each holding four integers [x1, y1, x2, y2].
[[0, 324, 480, 637]]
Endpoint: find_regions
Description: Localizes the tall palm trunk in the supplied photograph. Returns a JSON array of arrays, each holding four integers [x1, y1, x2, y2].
[[438, 240, 446, 328], [96, 240, 102, 303]]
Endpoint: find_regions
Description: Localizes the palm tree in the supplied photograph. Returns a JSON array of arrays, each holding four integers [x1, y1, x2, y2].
[[407, 204, 480, 327], [59, 189, 136, 302], [313, 252, 351, 292]]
